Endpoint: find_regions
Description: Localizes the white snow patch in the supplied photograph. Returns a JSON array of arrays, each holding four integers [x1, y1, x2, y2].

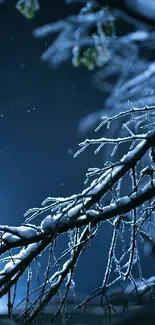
[[2, 233, 19, 243], [16, 226, 38, 238], [41, 215, 55, 233]]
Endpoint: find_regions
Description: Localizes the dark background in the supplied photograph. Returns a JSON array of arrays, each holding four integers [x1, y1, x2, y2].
[[0, 0, 155, 308]]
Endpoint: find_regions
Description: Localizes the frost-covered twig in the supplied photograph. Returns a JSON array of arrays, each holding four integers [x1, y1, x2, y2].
[[1, 1, 155, 322], [0, 105, 155, 323]]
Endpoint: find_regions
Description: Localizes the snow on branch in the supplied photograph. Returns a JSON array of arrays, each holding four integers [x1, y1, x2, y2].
[[0, 104, 155, 323]]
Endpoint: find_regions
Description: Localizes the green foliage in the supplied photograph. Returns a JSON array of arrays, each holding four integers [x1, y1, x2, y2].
[[72, 43, 110, 70], [15, 0, 40, 19], [72, 5, 114, 70]]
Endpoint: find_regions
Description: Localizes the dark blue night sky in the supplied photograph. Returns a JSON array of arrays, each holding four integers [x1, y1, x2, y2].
[[0, 0, 108, 296], [0, 0, 104, 223], [0, 0, 155, 301]]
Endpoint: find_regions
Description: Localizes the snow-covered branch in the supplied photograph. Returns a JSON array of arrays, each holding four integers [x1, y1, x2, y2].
[[0, 104, 155, 323], [1, 1, 155, 324]]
